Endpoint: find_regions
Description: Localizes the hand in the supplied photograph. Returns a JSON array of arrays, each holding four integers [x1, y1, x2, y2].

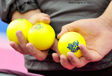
[[52, 18, 112, 70], [12, 9, 50, 25], [51, 39, 60, 63], [10, 11, 50, 61]]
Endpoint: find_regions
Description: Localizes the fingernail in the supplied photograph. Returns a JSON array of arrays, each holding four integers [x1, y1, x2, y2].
[[67, 52, 71, 56], [67, 52, 74, 57], [40, 17, 50, 24], [57, 31, 65, 39], [60, 54, 65, 58], [57, 33, 61, 39]]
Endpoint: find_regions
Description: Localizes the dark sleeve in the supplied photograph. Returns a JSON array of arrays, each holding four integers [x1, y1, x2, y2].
[[0, 0, 39, 23]]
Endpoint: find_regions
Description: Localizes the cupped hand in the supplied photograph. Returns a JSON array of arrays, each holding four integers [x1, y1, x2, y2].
[[52, 18, 112, 70], [10, 13, 50, 61]]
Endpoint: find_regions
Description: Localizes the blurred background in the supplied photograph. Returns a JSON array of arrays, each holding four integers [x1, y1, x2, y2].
[[0, 18, 27, 72], [0, 18, 7, 33]]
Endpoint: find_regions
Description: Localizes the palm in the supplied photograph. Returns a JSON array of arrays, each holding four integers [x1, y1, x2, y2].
[[53, 18, 112, 69], [72, 18, 112, 61]]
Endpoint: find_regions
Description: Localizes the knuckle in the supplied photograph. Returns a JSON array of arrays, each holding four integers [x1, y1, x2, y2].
[[72, 62, 82, 68], [61, 25, 69, 31], [21, 46, 26, 50], [37, 56, 46, 61], [86, 56, 103, 62], [61, 26, 65, 30], [41, 13, 50, 17], [52, 56, 59, 62], [31, 52, 35, 55], [19, 51, 26, 54], [34, 53, 47, 61], [67, 67, 74, 70], [44, 13, 49, 17], [38, 58, 45, 61], [56, 59, 59, 62], [87, 58, 94, 62], [76, 65, 84, 68], [55, 57, 60, 62], [87, 57, 97, 62]]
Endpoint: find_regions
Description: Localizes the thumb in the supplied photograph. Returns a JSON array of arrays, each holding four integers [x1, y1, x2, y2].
[[57, 22, 79, 39], [57, 26, 68, 39], [28, 13, 50, 25], [40, 17, 50, 24], [51, 39, 60, 55]]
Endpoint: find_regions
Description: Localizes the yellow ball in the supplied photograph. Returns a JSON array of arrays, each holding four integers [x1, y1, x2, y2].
[[7, 19, 32, 44], [28, 22, 55, 50], [58, 32, 86, 58]]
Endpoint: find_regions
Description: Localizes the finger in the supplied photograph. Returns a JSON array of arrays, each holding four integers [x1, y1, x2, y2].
[[26, 43, 48, 61], [51, 39, 60, 55], [28, 13, 50, 25], [41, 13, 50, 18], [67, 52, 81, 66], [57, 25, 70, 39], [57, 22, 79, 39], [78, 57, 89, 68], [79, 44, 102, 62], [40, 13, 50, 24], [40, 17, 50, 24], [9, 41, 25, 54], [67, 52, 88, 68], [52, 53, 60, 63], [16, 30, 28, 51], [60, 55, 74, 70]]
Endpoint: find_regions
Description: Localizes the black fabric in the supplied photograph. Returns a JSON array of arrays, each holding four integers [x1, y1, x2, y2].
[[16, 0, 39, 13], [29, 67, 112, 76], [25, 50, 112, 71], [1, 0, 112, 72], [0, 0, 39, 23], [0, 0, 15, 23], [28, 66, 112, 76], [25, 0, 112, 71]]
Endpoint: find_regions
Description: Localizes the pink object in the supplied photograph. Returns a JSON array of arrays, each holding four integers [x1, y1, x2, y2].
[[0, 33, 27, 73]]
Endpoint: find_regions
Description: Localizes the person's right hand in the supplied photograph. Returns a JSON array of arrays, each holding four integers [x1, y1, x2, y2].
[[9, 10, 50, 61]]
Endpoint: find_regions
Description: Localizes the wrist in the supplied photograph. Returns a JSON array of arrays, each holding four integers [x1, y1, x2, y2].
[[12, 9, 41, 21], [98, 14, 112, 27], [98, 1, 112, 27]]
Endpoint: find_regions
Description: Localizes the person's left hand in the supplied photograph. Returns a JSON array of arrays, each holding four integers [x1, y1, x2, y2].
[[52, 17, 112, 70]]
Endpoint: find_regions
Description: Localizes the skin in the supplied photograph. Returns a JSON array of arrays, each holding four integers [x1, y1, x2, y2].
[[10, 1, 112, 70], [10, 9, 51, 61], [52, 1, 112, 70]]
